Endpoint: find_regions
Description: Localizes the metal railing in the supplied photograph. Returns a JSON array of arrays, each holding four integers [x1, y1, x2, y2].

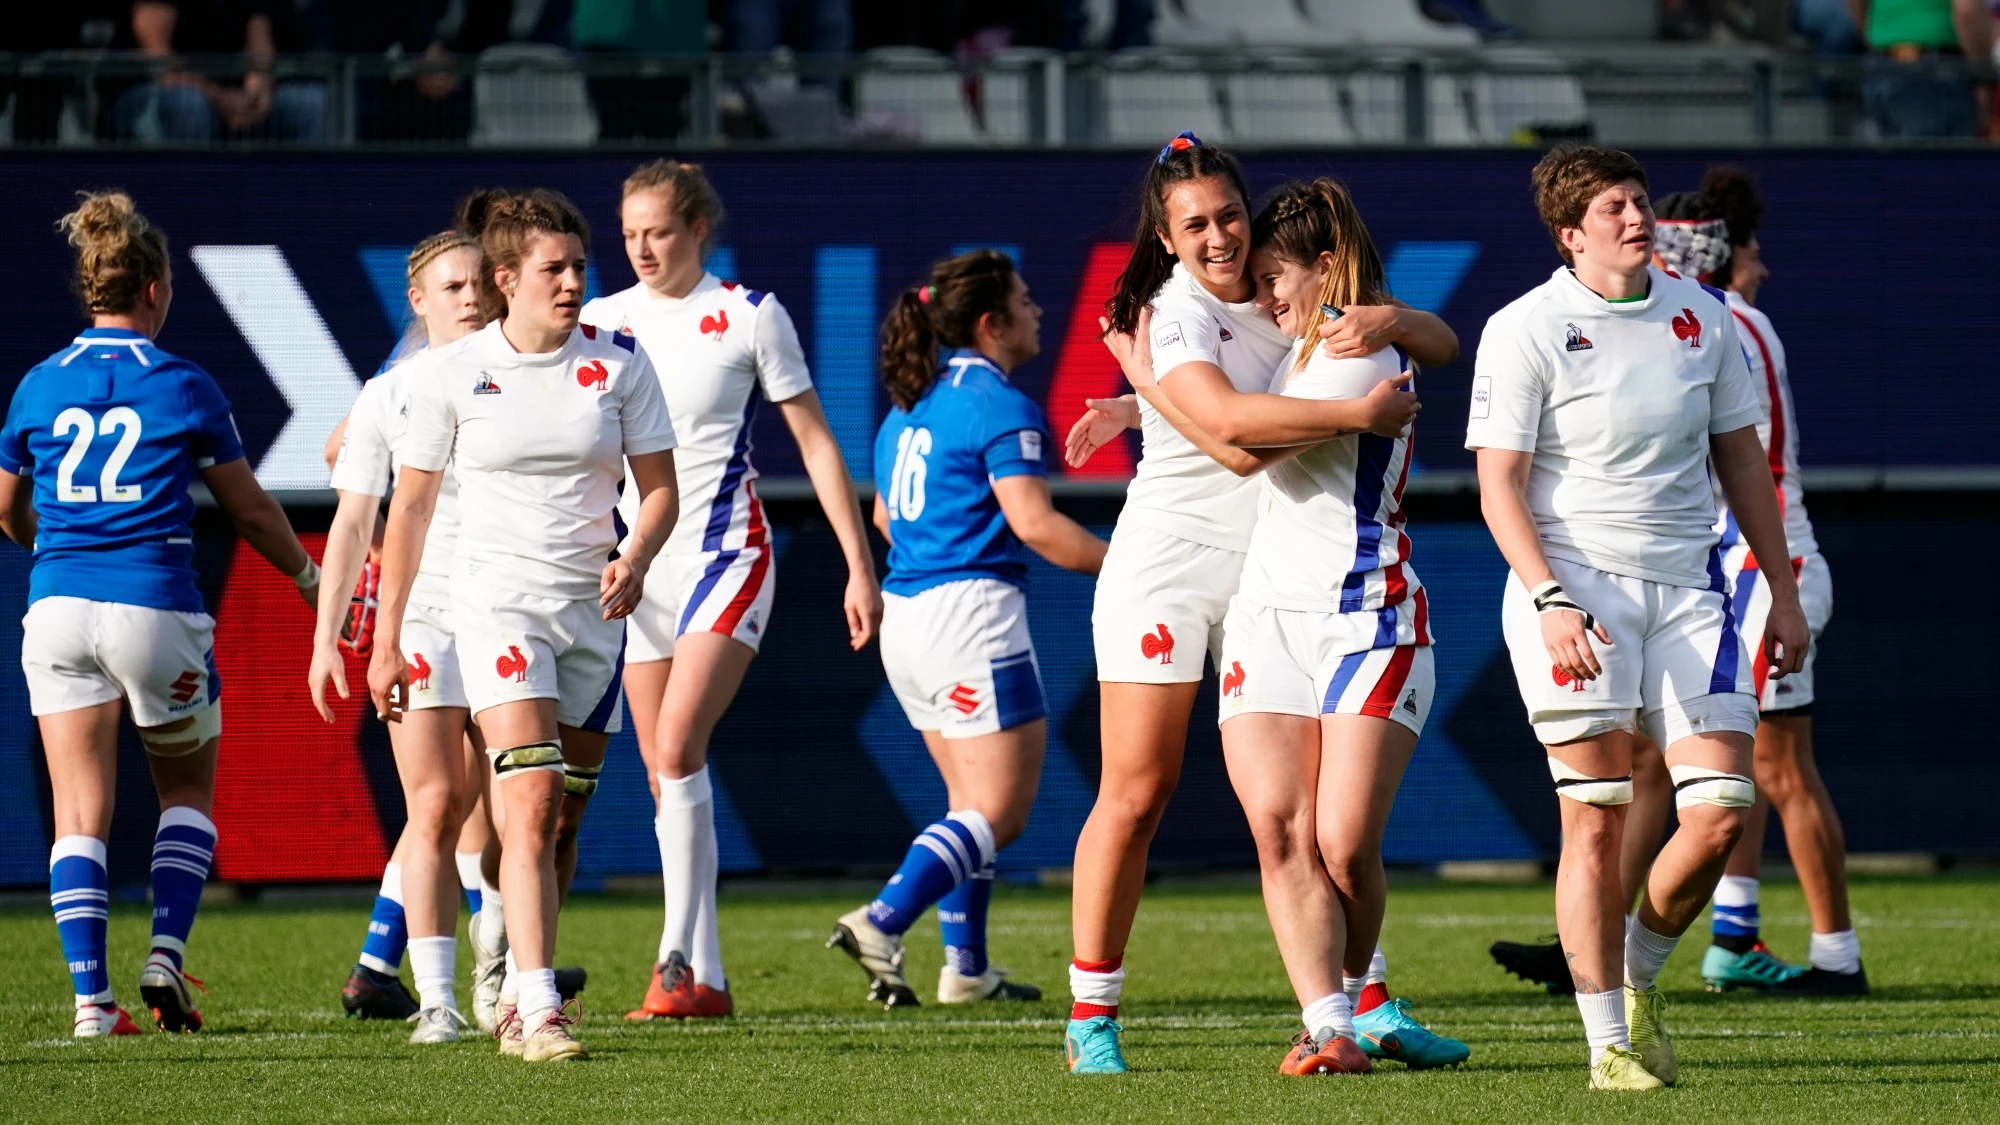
[[0, 47, 1989, 149]]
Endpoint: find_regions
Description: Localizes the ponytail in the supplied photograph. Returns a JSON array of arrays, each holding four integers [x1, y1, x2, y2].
[[455, 187, 590, 323], [1104, 132, 1251, 336], [879, 249, 1017, 410], [1250, 177, 1390, 379]]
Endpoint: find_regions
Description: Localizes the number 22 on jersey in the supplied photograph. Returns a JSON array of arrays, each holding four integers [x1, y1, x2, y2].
[[53, 406, 145, 503], [887, 426, 931, 522]]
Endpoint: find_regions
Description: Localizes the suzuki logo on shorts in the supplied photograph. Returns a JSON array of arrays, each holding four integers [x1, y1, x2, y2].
[[700, 309, 729, 340], [1140, 623, 1174, 664], [409, 652, 432, 691], [1672, 308, 1701, 348], [1551, 665, 1586, 692], [576, 359, 608, 391], [948, 684, 980, 715], [1221, 661, 1246, 698], [168, 670, 203, 704], [496, 645, 529, 682]]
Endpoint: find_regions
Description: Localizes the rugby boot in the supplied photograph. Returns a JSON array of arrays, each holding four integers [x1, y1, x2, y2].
[[1278, 1029, 1373, 1076], [938, 965, 1042, 1004], [343, 963, 419, 1021], [828, 906, 918, 1008], [140, 955, 205, 1033], [74, 1002, 143, 1038], [1490, 935, 1574, 994], [521, 1002, 587, 1063], [1625, 984, 1676, 1085], [1066, 1016, 1128, 1074], [1353, 998, 1471, 1068], [408, 1005, 470, 1045], [1590, 1045, 1667, 1091], [625, 952, 690, 1020], [1702, 940, 1806, 991], [1771, 963, 1870, 997]]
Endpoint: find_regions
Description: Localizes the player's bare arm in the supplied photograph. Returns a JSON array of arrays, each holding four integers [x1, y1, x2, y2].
[[778, 388, 882, 649], [1475, 446, 1613, 681], [367, 465, 440, 720], [993, 474, 1107, 576]]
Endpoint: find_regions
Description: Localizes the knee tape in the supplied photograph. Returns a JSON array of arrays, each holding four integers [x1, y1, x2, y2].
[[563, 762, 602, 799], [490, 740, 564, 781], [1669, 765, 1755, 809], [1548, 758, 1634, 806], [139, 705, 220, 757]]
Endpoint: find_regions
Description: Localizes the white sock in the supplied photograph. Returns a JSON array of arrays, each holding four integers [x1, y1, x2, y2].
[[1301, 992, 1354, 1043], [515, 967, 559, 1029], [454, 852, 483, 900], [501, 948, 518, 1003], [1625, 917, 1681, 991], [1342, 976, 1363, 1007], [408, 936, 457, 1012], [480, 884, 505, 940], [1712, 874, 1759, 910], [690, 806, 726, 989], [1576, 989, 1630, 1063], [656, 769, 713, 967], [1068, 961, 1125, 1008], [1365, 946, 1388, 985], [1809, 929, 1862, 974]]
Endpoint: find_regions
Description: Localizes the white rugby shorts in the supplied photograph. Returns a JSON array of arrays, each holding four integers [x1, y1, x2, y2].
[[399, 598, 468, 711], [21, 596, 218, 727], [1722, 546, 1832, 712], [1092, 523, 1244, 685], [624, 546, 775, 664], [1216, 598, 1435, 736], [881, 578, 1045, 738], [452, 587, 625, 733], [1501, 557, 1756, 748]]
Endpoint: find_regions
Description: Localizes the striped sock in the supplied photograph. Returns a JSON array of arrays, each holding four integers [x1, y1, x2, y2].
[[1710, 874, 1760, 953], [865, 811, 994, 936], [1070, 956, 1123, 1020], [938, 864, 994, 977], [150, 807, 216, 971], [359, 861, 408, 973], [455, 851, 484, 915], [50, 836, 111, 1005]]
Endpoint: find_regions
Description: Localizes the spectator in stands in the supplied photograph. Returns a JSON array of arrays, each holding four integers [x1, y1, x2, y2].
[[318, 0, 475, 142], [1798, 0, 1866, 53], [1852, 0, 1993, 137], [115, 1, 325, 143], [0, 6, 120, 143], [574, 0, 706, 141], [730, 0, 853, 58]]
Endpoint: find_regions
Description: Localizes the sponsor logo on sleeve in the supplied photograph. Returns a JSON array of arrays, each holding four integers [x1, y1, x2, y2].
[[1152, 321, 1185, 350], [1470, 375, 1492, 420], [1018, 430, 1043, 462]]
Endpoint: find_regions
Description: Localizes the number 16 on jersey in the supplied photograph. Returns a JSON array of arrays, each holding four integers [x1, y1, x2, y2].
[[888, 426, 931, 522]]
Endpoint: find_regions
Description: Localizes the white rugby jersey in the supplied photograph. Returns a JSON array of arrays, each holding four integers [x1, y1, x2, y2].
[[1239, 340, 1427, 631], [1125, 262, 1294, 552], [329, 352, 462, 607], [1713, 289, 1816, 559], [582, 274, 813, 557], [1465, 266, 1762, 590], [400, 320, 678, 601]]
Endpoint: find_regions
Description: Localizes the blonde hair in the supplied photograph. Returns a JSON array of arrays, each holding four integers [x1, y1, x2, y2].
[[57, 191, 169, 317], [394, 229, 482, 354], [621, 159, 725, 245], [1250, 178, 1391, 381]]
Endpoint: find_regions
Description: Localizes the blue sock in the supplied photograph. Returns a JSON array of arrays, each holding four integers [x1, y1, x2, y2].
[[938, 863, 995, 977], [149, 807, 217, 971], [456, 851, 484, 916], [866, 811, 995, 936], [1711, 874, 1760, 951], [50, 836, 111, 1004], [358, 861, 408, 973]]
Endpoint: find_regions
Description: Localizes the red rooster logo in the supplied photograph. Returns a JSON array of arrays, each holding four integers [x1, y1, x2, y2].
[[496, 645, 529, 682], [409, 652, 432, 692], [576, 359, 608, 391], [1221, 661, 1246, 698], [700, 309, 729, 340], [1139, 623, 1175, 665], [1551, 665, 1586, 692], [1672, 308, 1701, 348]]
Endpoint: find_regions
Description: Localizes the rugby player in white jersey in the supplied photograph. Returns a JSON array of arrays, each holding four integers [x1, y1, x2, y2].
[[370, 189, 680, 1063], [1060, 132, 1453, 1074], [1654, 167, 1863, 996], [1102, 178, 1470, 1076], [310, 231, 489, 1043], [580, 161, 880, 1021], [1467, 145, 1807, 1092]]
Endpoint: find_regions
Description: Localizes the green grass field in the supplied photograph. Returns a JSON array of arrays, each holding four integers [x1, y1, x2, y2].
[[1, 875, 1996, 1123]]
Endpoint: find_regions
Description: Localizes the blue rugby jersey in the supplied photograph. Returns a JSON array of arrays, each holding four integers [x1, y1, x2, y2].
[[872, 348, 1049, 597], [0, 328, 246, 612]]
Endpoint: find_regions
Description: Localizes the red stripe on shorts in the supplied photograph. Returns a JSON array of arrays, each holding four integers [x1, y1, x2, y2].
[[710, 545, 772, 637], [1360, 645, 1416, 718]]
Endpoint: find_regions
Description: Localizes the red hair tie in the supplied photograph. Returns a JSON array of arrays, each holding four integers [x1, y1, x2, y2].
[[917, 285, 935, 305]]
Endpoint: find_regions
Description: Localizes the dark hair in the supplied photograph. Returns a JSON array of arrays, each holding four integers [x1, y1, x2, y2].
[[58, 191, 169, 317], [1104, 134, 1252, 335], [879, 249, 1017, 410], [455, 188, 591, 322], [1530, 144, 1649, 264], [1251, 178, 1390, 379], [1699, 164, 1764, 250]]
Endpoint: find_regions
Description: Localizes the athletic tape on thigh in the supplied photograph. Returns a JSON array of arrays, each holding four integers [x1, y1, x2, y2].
[[563, 762, 602, 799], [138, 705, 221, 757], [489, 740, 565, 780], [1547, 757, 1634, 806], [1668, 764, 1755, 809]]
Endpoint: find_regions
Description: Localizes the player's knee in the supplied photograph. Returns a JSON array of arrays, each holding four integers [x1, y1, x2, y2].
[[1246, 811, 1315, 870], [1099, 783, 1175, 834], [1548, 757, 1634, 807], [1317, 844, 1378, 897], [138, 705, 220, 758], [1671, 765, 1756, 811], [403, 783, 459, 840]]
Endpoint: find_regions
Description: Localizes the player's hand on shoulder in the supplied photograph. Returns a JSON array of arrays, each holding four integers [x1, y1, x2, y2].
[[600, 557, 646, 621], [1099, 312, 1159, 392], [1319, 304, 1399, 359], [1361, 372, 1420, 437]]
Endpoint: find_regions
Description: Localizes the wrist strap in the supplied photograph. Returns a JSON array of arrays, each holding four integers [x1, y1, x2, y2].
[[1530, 580, 1596, 630], [291, 559, 321, 590]]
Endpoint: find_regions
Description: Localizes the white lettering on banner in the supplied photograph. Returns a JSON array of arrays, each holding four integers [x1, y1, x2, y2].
[[189, 245, 361, 491]]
